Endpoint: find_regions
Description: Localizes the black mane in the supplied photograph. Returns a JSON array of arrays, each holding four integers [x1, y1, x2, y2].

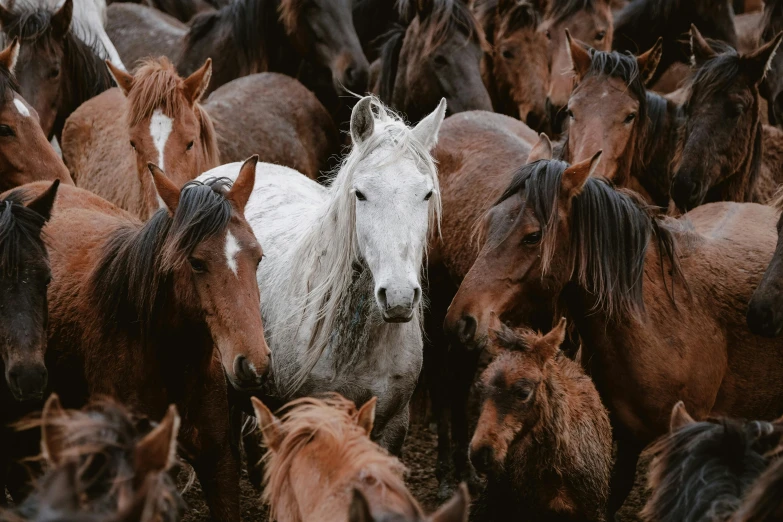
[[0, 190, 48, 277], [734, 457, 783, 522]]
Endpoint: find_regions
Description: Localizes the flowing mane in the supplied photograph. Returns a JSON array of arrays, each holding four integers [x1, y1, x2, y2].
[[0, 189, 48, 277], [496, 159, 680, 320]]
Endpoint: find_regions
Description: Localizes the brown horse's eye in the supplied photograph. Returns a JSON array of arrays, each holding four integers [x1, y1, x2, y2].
[[186, 141, 194, 151], [189, 258, 208, 273], [624, 112, 637, 124], [433, 55, 448, 67], [522, 231, 542, 245], [502, 49, 515, 60], [0, 125, 14, 137], [545, 29, 551, 40], [130, 140, 136, 151], [49, 67, 61, 79], [595, 31, 606, 42], [566, 109, 575, 120]]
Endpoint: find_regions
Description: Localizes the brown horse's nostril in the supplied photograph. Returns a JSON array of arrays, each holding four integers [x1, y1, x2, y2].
[[747, 297, 782, 338], [344, 64, 369, 92], [7, 363, 47, 401], [233, 355, 262, 388], [457, 315, 477, 345], [671, 174, 700, 212], [470, 444, 493, 474]]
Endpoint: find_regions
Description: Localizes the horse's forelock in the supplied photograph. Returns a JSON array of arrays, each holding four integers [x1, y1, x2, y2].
[[126, 58, 191, 127], [412, 0, 487, 55]]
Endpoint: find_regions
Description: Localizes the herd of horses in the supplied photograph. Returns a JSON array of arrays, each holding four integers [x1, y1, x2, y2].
[[5, 0, 783, 519]]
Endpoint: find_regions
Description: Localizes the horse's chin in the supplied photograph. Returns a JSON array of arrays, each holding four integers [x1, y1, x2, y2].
[[382, 312, 414, 324]]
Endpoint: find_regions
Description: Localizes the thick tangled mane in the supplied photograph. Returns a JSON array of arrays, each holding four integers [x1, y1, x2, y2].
[[90, 178, 233, 338], [0, 189, 48, 277], [263, 394, 415, 521], [496, 159, 680, 320], [685, 41, 742, 102], [733, 456, 783, 522], [762, 0, 783, 43], [642, 419, 779, 522], [272, 97, 440, 394], [475, 0, 540, 45], [547, 0, 604, 24]]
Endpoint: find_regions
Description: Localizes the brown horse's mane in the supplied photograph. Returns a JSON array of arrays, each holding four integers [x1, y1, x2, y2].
[[547, 0, 605, 24], [475, 0, 540, 45], [497, 159, 681, 320], [0, 190, 48, 277], [89, 178, 233, 338], [264, 394, 417, 521], [127, 58, 220, 168], [732, 457, 783, 522]]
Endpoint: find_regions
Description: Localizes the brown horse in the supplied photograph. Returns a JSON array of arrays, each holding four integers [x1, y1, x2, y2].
[[760, 0, 783, 126], [376, 0, 492, 124], [0, 0, 114, 142], [747, 196, 783, 337], [251, 393, 469, 522], [469, 318, 612, 522], [8, 157, 270, 522], [106, 0, 368, 100], [444, 155, 783, 516], [733, 448, 783, 521]]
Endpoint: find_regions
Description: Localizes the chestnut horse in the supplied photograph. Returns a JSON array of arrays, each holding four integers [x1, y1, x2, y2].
[[0, 39, 72, 192], [469, 318, 612, 522], [377, 0, 492, 124], [0, 0, 114, 142], [251, 394, 469, 522], [9, 157, 270, 522], [105, 0, 368, 99], [444, 156, 783, 516]]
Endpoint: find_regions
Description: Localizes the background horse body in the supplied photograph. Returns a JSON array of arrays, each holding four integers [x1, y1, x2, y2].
[[199, 97, 445, 455]]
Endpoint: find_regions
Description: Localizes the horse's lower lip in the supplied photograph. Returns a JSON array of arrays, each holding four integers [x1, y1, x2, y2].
[[383, 312, 414, 323], [11, 390, 44, 402]]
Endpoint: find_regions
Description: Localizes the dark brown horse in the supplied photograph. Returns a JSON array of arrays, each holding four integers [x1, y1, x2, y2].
[[760, 0, 783, 126], [377, 0, 492, 124], [444, 156, 783, 517], [747, 197, 783, 337], [733, 446, 783, 521], [0, 0, 114, 142], [8, 157, 270, 522]]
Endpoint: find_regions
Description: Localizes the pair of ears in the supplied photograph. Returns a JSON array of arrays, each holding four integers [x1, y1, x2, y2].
[[106, 58, 213, 108], [41, 394, 181, 482], [350, 483, 469, 522], [350, 96, 447, 151], [0, 0, 73, 43], [526, 132, 603, 199], [488, 315, 568, 365], [251, 395, 379, 452]]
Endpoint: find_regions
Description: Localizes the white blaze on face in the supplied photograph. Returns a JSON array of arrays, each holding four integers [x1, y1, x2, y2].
[[13, 98, 29, 118], [225, 230, 241, 277], [150, 109, 173, 168]]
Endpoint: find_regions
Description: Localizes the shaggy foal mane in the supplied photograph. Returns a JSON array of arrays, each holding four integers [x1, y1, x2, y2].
[[496, 159, 680, 320], [0, 189, 48, 277], [263, 394, 415, 521]]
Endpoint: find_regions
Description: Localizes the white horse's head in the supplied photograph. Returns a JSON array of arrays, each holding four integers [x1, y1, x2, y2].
[[343, 96, 445, 322]]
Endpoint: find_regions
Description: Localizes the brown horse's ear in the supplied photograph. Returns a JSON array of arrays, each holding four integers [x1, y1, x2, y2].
[[670, 401, 696, 432], [487, 312, 521, 354], [26, 179, 60, 222], [227, 155, 258, 215], [51, 0, 73, 38], [0, 38, 19, 76], [566, 29, 592, 82], [527, 133, 553, 163], [742, 32, 783, 84], [134, 404, 180, 478], [637, 37, 663, 87], [561, 150, 601, 199], [412, 98, 447, 150], [356, 397, 377, 436], [690, 24, 717, 66], [106, 60, 134, 96], [183, 58, 212, 105], [429, 482, 469, 522], [349, 488, 375, 522], [251, 397, 284, 452], [41, 393, 67, 465], [534, 317, 566, 365], [148, 163, 181, 215], [351, 97, 375, 145]]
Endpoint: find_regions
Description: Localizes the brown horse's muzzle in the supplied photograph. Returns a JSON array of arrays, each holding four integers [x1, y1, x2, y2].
[[332, 52, 370, 95], [5, 361, 47, 402]]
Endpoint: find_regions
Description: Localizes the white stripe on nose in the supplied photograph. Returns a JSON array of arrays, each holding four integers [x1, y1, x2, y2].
[[225, 230, 241, 276], [150, 109, 173, 168], [13, 98, 29, 118]]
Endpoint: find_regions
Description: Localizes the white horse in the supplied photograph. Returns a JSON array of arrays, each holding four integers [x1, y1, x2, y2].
[[198, 96, 446, 453]]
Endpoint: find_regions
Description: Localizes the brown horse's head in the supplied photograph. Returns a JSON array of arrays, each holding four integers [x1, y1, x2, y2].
[[541, 0, 613, 133], [280, 0, 369, 95], [671, 26, 783, 211], [0, 180, 58, 401], [0, 39, 71, 192], [470, 317, 567, 475], [564, 34, 662, 184], [478, 0, 550, 130], [107, 57, 219, 219], [748, 206, 783, 338], [380, 0, 492, 123]]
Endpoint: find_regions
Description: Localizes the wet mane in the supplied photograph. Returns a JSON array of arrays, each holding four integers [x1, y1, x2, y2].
[[547, 0, 605, 24], [90, 178, 233, 338], [263, 394, 418, 521], [497, 159, 680, 320], [0, 189, 48, 277]]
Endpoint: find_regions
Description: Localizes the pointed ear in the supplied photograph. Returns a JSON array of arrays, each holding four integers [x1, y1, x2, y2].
[[41, 393, 67, 466], [527, 133, 553, 163], [742, 32, 783, 84], [251, 397, 284, 452], [356, 397, 377, 436], [51, 0, 73, 38], [349, 489, 375, 522], [430, 483, 469, 522], [670, 401, 696, 432], [147, 163, 180, 214], [183, 58, 212, 105], [637, 37, 663, 87], [227, 155, 257, 215], [412, 98, 447, 150], [566, 29, 592, 81], [488, 314, 521, 353], [26, 179, 59, 222], [351, 97, 375, 145], [561, 150, 601, 199], [134, 405, 180, 479], [690, 24, 717, 66], [106, 60, 134, 96], [534, 317, 566, 365], [0, 2, 14, 31], [0, 38, 19, 76]]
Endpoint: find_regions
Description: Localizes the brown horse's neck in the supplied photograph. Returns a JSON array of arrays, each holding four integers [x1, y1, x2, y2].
[[705, 119, 764, 204]]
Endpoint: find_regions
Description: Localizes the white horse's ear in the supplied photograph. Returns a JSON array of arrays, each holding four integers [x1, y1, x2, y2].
[[351, 97, 375, 145], [412, 98, 447, 150]]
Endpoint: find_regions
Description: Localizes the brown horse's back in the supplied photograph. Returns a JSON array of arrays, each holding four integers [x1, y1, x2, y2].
[[205, 73, 338, 180], [434, 111, 537, 281], [106, 3, 185, 69]]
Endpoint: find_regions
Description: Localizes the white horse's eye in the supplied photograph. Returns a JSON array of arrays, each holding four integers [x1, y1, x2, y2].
[[355, 190, 367, 201], [424, 190, 433, 201]]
